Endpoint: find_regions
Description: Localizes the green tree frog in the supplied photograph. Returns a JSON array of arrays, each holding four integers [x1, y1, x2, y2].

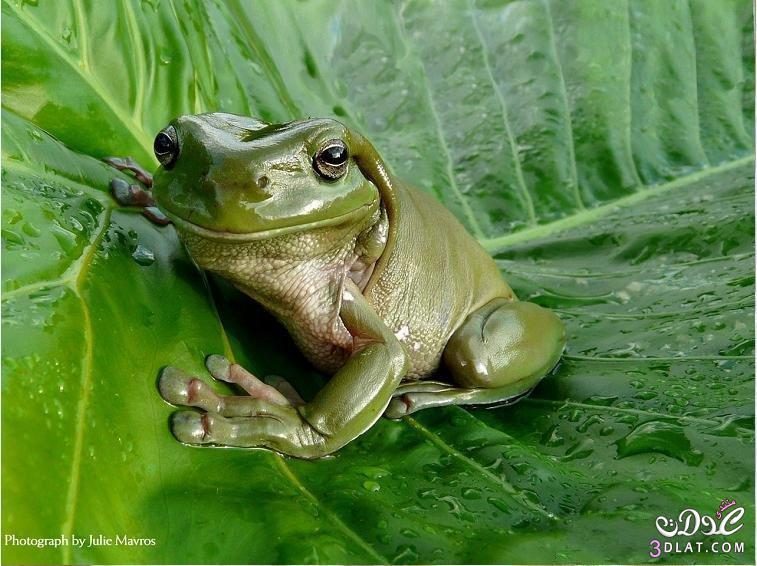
[[111, 113, 566, 459]]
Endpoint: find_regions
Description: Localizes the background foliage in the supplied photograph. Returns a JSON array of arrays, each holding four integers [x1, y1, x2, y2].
[[2, 0, 754, 563]]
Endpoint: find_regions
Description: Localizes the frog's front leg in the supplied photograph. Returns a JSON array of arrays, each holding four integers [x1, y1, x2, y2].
[[104, 156, 169, 225], [386, 299, 566, 418], [159, 280, 408, 458], [159, 362, 323, 451]]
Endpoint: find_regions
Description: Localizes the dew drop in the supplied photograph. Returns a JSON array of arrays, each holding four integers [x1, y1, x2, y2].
[[132, 244, 155, 266], [26, 128, 43, 142], [616, 420, 703, 466], [51, 223, 79, 258], [487, 497, 510, 513], [22, 222, 41, 237], [458, 487, 479, 500], [541, 424, 564, 447]]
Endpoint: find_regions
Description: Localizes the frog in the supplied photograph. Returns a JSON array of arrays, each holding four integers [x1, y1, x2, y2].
[[110, 112, 566, 459]]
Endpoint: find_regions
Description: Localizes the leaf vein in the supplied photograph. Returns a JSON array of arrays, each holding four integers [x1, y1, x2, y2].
[[556, 299, 753, 320], [522, 398, 753, 432], [121, 0, 147, 125], [623, 0, 645, 189], [391, 5, 485, 239], [542, 0, 585, 211], [468, 0, 537, 224], [499, 252, 755, 279], [3, 0, 153, 155], [225, 0, 300, 118], [685, 0, 712, 167], [403, 416, 555, 519], [273, 457, 389, 564], [564, 354, 753, 362]]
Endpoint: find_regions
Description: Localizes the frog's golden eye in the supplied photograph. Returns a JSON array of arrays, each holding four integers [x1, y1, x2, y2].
[[154, 125, 179, 169], [313, 139, 349, 180]]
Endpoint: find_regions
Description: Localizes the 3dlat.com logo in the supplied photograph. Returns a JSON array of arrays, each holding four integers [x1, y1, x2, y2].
[[649, 499, 746, 558]]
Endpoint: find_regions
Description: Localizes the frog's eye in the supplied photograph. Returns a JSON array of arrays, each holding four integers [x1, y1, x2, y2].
[[154, 126, 179, 169], [313, 139, 349, 180]]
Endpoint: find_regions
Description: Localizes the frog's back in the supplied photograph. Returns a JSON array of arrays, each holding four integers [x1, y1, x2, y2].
[[365, 180, 513, 378]]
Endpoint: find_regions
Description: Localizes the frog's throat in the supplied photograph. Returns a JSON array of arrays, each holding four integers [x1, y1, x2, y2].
[[160, 201, 378, 242]]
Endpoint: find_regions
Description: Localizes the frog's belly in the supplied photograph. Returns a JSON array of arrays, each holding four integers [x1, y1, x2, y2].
[[368, 287, 472, 379], [284, 303, 447, 378], [288, 322, 352, 375], [387, 317, 453, 379], [283, 285, 465, 379]]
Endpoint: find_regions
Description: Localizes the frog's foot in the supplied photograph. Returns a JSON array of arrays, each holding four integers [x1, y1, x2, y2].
[[158, 358, 324, 456], [384, 379, 536, 419], [104, 156, 169, 226]]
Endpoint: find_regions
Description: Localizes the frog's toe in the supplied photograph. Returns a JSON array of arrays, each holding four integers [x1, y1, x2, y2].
[[158, 367, 192, 405], [171, 409, 315, 453], [384, 396, 410, 419], [104, 156, 154, 187], [205, 354, 290, 406], [205, 354, 232, 381], [158, 367, 223, 413], [143, 206, 170, 225], [109, 178, 155, 207], [264, 375, 305, 406], [171, 411, 214, 445]]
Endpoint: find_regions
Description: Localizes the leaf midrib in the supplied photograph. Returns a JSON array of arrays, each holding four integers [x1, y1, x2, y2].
[[59, 208, 113, 565], [479, 155, 754, 252]]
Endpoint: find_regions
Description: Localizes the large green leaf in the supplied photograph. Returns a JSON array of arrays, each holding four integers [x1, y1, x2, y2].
[[1, 0, 754, 564]]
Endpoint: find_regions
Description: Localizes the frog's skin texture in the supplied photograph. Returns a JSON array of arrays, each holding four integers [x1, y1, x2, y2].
[[147, 112, 566, 459]]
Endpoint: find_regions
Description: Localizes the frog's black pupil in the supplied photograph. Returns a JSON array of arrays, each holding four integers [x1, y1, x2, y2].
[[154, 132, 173, 155], [322, 145, 346, 165]]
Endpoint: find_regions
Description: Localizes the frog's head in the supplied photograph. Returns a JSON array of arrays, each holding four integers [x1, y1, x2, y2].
[[152, 113, 384, 240]]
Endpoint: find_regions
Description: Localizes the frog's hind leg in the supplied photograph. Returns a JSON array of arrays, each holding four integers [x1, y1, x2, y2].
[[385, 299, 565, 419], [385, 379, 536, 418]]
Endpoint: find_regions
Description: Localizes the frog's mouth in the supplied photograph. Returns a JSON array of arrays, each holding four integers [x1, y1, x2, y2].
[[160, 200, 379, 242]]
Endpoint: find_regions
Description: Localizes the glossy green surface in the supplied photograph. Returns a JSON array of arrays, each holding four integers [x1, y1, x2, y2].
[[153, 114, 380, 234], [1, 0, 754, 564]]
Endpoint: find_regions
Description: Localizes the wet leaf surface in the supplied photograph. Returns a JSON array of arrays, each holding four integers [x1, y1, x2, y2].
[[2, 0, 754, 563]]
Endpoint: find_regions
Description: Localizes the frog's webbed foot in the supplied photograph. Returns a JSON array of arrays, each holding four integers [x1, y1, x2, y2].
[[104, 156, 169, 226], [158, 356, 325, 457]]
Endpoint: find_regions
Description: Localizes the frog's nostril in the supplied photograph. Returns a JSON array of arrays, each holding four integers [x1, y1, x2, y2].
[[257, 175, 269, 189]]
